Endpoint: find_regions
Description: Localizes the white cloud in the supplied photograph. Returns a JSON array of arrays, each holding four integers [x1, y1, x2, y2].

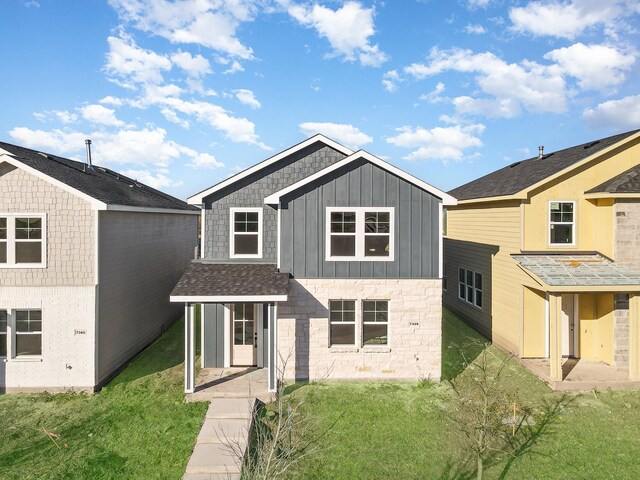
[[509, 1, 625, 39], [105, 34, 172, 88], [160, 107, 190, 128], [386, 124, 485, 162], [234, 89, 261, 109], [382, 69, 401, 93], [453, 96, 521, 118], [419, 82, 446, 103], [108, 0, 256, 59], [120, 168, 182, 189], [299, 122, 373, 149], [33, 110, 78, 124], [405, 47, 567, 117], [80, 104, 125, 127], [544, 43, 635, 90], [464, 24, 486, 34], [467, 0, 492, 8], [170, 50, 211, 77], [186, 152, 225, 169], [99, 96, 124, 106], [287, 1, 388, 67], [583, 95, 640, 131], [224, 60, 245, 74]]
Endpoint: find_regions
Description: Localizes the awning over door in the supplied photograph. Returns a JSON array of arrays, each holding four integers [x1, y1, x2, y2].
[[170, 262, 290, 303]]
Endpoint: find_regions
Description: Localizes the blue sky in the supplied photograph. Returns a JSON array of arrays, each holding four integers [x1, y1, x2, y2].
[[1, 0, 639, 200]]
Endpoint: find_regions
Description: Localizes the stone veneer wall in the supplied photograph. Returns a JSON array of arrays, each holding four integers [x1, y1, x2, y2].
[[277, 278, 442, 382], [613, 201, 640, 371]]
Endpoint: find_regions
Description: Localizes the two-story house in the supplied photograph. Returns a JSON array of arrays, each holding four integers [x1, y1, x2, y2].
[[0, 141, 198, 392], [171, 134, 456, 393], [444, 129, 640, 389]]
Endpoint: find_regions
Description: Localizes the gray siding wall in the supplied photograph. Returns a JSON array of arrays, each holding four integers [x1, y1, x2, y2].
[[203, 303, 225, 368], [280, 159, 441, 278], [203, 143, 347, 261], [97, 211, 198, 383]]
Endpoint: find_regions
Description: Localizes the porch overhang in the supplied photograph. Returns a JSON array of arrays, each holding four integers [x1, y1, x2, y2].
[[169, 262, 290, 303], [512, 253, 640, 293]]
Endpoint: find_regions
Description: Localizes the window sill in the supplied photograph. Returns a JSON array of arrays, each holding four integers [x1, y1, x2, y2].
[[326, 257, 394, 262], [7, 356, 43, 363], [329, 346, 359, 353], [362, 346, 391, 353]]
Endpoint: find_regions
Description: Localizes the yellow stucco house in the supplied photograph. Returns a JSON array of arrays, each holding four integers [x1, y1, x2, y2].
[[444, 129, 640, 389]]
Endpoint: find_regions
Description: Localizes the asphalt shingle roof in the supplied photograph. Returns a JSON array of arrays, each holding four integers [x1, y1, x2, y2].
[[450, 129, 640, 201], [512, 253, 640, 287], [0, 141, 196, 211], [586, 164, 640, 194], [171, 262, 290, 298]]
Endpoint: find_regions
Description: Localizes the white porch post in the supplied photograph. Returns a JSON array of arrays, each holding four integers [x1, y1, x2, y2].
[[630, 294, 639, 380], [184, 303, 196, 394], [549, 293, 563, 381], [268, 303, 277, 393]]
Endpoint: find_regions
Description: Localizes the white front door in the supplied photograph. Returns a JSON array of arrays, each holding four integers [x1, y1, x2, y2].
[[231, 303, 257, 366], [561, 294, 576, 357]]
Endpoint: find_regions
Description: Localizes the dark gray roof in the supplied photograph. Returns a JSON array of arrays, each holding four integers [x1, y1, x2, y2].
[[450, 129, 640, 201], [0, 141, 197, 211], [513, 253, 640, 287], [171, 263, 290, 298], [586, 164, 640, 194]]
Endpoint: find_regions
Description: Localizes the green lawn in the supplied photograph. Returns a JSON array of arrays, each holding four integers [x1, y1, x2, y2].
[[0, 317, 207, 480], [290, 310, 640, 480]]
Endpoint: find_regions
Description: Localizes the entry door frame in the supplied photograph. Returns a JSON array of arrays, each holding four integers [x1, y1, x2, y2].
[[546, 293, 580, 358], [229, 303, 260, 367]]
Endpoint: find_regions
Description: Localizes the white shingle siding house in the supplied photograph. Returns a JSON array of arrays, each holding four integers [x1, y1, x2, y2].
[[172, 135, 456, 392], [0, 142, 199, 392]]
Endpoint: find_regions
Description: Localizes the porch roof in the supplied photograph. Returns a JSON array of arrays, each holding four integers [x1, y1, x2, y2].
[[170, 262, 290, 302], [512, 253, 640, 291]]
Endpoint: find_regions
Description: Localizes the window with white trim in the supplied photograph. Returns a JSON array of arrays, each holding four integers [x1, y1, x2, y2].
[[230, 208, 262, 258], [458, 268, 482, 309], [0, 215, 46, 267], [362, 300, 388, 346], [549, 201, 575, 245], [15, 309, 42, 356], [329, 300, 356, 345], [0, 310, 7, 357], [326, 207, 394, 261]]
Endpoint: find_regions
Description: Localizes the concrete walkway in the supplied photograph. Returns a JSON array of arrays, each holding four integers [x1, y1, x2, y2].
[[183, 369, 272, 480]]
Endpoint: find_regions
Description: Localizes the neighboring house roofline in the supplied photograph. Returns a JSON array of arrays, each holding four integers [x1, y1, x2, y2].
[[187, 134, 354, 205], [105, 205, 200, 215], [264, 149, 457, 205], [450, 129, 640, 203]]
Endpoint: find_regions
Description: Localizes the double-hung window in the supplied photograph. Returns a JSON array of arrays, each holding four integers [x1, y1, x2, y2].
[[329, 300, 356, 345], [549, 201, 575, 245], [0, 214, 46, 267], [459, 268, 482, 309], [326, 207, 394, 261], [230, 208, 262, 258], [362, 300, 389, 346], [15, 309, 42, 356], [0, 310, 7, 357]]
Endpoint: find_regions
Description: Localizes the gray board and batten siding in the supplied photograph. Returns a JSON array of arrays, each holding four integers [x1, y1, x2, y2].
[[202, 142, 348, 261], [280, 158, 441, 279]]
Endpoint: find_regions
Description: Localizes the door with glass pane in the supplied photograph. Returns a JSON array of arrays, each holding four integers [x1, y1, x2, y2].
[[231, 303, 257, 366]]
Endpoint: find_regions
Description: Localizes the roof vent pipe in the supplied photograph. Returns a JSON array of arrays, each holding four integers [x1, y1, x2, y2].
[[538, 145, 544, 159], [85, 139, 94, 171]]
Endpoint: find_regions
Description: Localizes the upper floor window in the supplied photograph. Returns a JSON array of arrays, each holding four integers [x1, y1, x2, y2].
[[549, 201, 575, 245], [230, 208, 262, 258], [326, 207, 394, 261], [0, 214, 46, 268]]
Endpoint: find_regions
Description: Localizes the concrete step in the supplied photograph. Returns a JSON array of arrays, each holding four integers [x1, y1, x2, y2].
[[185, 443, 242, 475], [197, 419, 250, 444], [207, 398, 256, 419], [183, 474, 241, 480]]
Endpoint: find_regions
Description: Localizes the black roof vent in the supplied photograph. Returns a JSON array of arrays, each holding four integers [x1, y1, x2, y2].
[[541, 153, 555, 160], [583, 140, 600, 149], [509, 161, 521, 168]]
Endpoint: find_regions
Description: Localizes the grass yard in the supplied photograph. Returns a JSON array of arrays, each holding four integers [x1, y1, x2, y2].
[[0, 318, 207, 480], [290, 310, 640, 480]]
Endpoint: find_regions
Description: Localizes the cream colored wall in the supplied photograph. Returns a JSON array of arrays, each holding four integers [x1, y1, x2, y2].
[[0, 162, 95, 286], [523, 138, 640, 256], [522, 287, 546, 357], [445, 201, 528, 354], [577, 293, 614, 363]]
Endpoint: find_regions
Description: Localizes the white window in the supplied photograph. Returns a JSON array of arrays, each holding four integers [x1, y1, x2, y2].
[[230, 208, 263, 258], [549, 201, 575, 245], [362, 300, 389, 346], [326, 207, 394, 261], [0, 214, 46, 268], [15, 309, 42, 356], [329, 300, 356, 346], [0, 310, 6, 357], [459, 268, 483, 309]]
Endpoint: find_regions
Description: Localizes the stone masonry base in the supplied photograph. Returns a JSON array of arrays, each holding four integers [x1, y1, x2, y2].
[[277, 278, 442, 382]]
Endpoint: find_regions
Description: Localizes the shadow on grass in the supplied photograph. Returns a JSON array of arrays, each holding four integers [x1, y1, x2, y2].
[[441, 308, 487, 381]]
